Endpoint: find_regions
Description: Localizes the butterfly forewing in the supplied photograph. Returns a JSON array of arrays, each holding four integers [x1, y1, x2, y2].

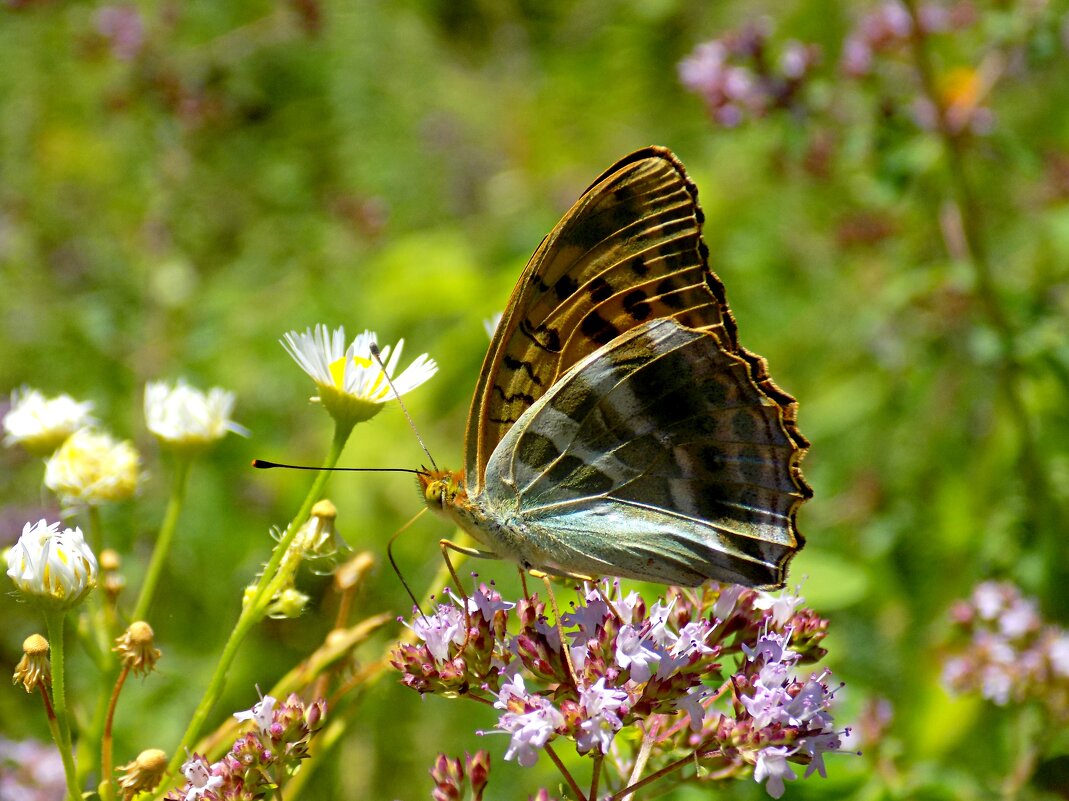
[[465, 148, 745, 494], [481, 318, 805, 588], [445, 146, 811, 588]]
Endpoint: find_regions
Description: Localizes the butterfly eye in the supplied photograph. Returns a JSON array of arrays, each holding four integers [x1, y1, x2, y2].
[[424, 480, 445, 508]]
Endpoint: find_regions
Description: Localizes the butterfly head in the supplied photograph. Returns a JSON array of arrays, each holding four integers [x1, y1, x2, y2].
[[418, 468, 468, 515]]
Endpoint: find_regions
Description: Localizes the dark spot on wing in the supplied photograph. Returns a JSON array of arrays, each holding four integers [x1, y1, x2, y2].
[[580, 312, 620, 345], [732, 409, 758, 440], [588, 276, 613, 303], [630, 255, 649, 276], [562, 193, 642, 252], [529, 272, 550, 292], [554, 274, 579, 301], [519, 319, 562, 352], [623, 290, 652, 321], [492, 384, 534, 406], [503, 354, 544, 386], [656, 277, 685, 309], [549, 375, 600, 423], [543, 454, 585, 486], [516, 431, 561, 469], [559, 463, 614, 496]]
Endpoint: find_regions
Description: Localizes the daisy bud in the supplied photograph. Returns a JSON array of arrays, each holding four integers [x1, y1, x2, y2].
[[100, 548, 125, 601], [265, 588, 310, 619], [2, 387, 95, 455], [116, 748, 168, 800], [114, 621, 161, 677], [281, 325, 437, 427], [292, 499, 348, 558], [6, 520, 98, 609], [44, 429, 140, 507], [13, 633, 50, 692], [334, 551, 374, 592], [144, 379, 248, 452]]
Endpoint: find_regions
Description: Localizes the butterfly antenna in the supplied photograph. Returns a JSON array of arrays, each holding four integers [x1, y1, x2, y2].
[[251, 460, 426, 475], [370, 342, 439, 472], [387, 508, 430, 619]]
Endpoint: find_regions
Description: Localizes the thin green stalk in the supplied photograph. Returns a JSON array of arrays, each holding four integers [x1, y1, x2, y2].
[[134, 455, 193, 622], [622, 721, 656, 799], [86, 506, 113, 659], [86, 504, 105, 555], [162, 421, 353, 782], [77, 505, 114, 788], [902, 0, 1054, 572], [44, 609, 83, 801], [609, 749, 715, 801], [100, 665, 130, 801]]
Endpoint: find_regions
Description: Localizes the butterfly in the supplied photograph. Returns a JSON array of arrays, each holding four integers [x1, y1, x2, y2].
[[420, 147, 811, 589]]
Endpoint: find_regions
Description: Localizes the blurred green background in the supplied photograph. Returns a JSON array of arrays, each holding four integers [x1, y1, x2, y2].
[[2, 0, 1068, 798]]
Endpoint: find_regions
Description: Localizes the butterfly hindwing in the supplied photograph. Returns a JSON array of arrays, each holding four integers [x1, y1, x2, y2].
[[465, 148, 745, 494], [481, 318, 807, 588]]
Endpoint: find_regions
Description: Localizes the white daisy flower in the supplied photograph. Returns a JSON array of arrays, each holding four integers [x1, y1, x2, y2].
[[3, 388, 96, 455], [6, 519, 98, 609], [44, 428, 141, 507], [144, 379, 248, 451], [280, 325, 437, 425]]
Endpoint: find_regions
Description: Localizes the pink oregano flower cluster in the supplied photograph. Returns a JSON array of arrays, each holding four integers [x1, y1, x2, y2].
[[166, 693, 326, 801], [392, 579, 850, 797], [943, 580, 1069, 717], [678, 20, 821, 128]]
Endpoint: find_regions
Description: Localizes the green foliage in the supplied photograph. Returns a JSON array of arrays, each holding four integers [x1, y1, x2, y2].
[[2, 0, 1068, 798]]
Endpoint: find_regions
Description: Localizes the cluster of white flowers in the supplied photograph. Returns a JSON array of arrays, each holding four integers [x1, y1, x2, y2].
[[743, 631, 843, 798], [944, 580, 1069, 709], [491, 675, 565, 768], [4, 379, 249, 510]]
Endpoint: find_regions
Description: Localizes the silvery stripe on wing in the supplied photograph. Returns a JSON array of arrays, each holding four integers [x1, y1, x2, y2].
[[488, 318, 690, 500]]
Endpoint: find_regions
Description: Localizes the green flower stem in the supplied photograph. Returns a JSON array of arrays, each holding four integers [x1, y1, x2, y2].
[[77, 505, 114, 788], [162, 421, 353, 783], [85, 505, 114, 663], [86, 504, 105, 555], [44, 609, 82, 801], [99, 665, 130, 801], [133, 455, 193, 622], [901, 0, 1056, 578], [545, 743, 586, 801]]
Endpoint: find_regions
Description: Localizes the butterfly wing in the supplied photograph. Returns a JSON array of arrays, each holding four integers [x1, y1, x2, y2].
[[481, 318, 807, 588], [464, 147, 806, 502]]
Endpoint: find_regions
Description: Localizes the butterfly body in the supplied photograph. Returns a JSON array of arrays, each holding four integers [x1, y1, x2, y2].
[[422, 147, 811, 590]]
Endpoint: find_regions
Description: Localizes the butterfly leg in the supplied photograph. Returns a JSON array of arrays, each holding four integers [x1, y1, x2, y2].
[[439, 538, 501, 596], [527, 569, 584, 689], [593, 582, 626, 624]]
